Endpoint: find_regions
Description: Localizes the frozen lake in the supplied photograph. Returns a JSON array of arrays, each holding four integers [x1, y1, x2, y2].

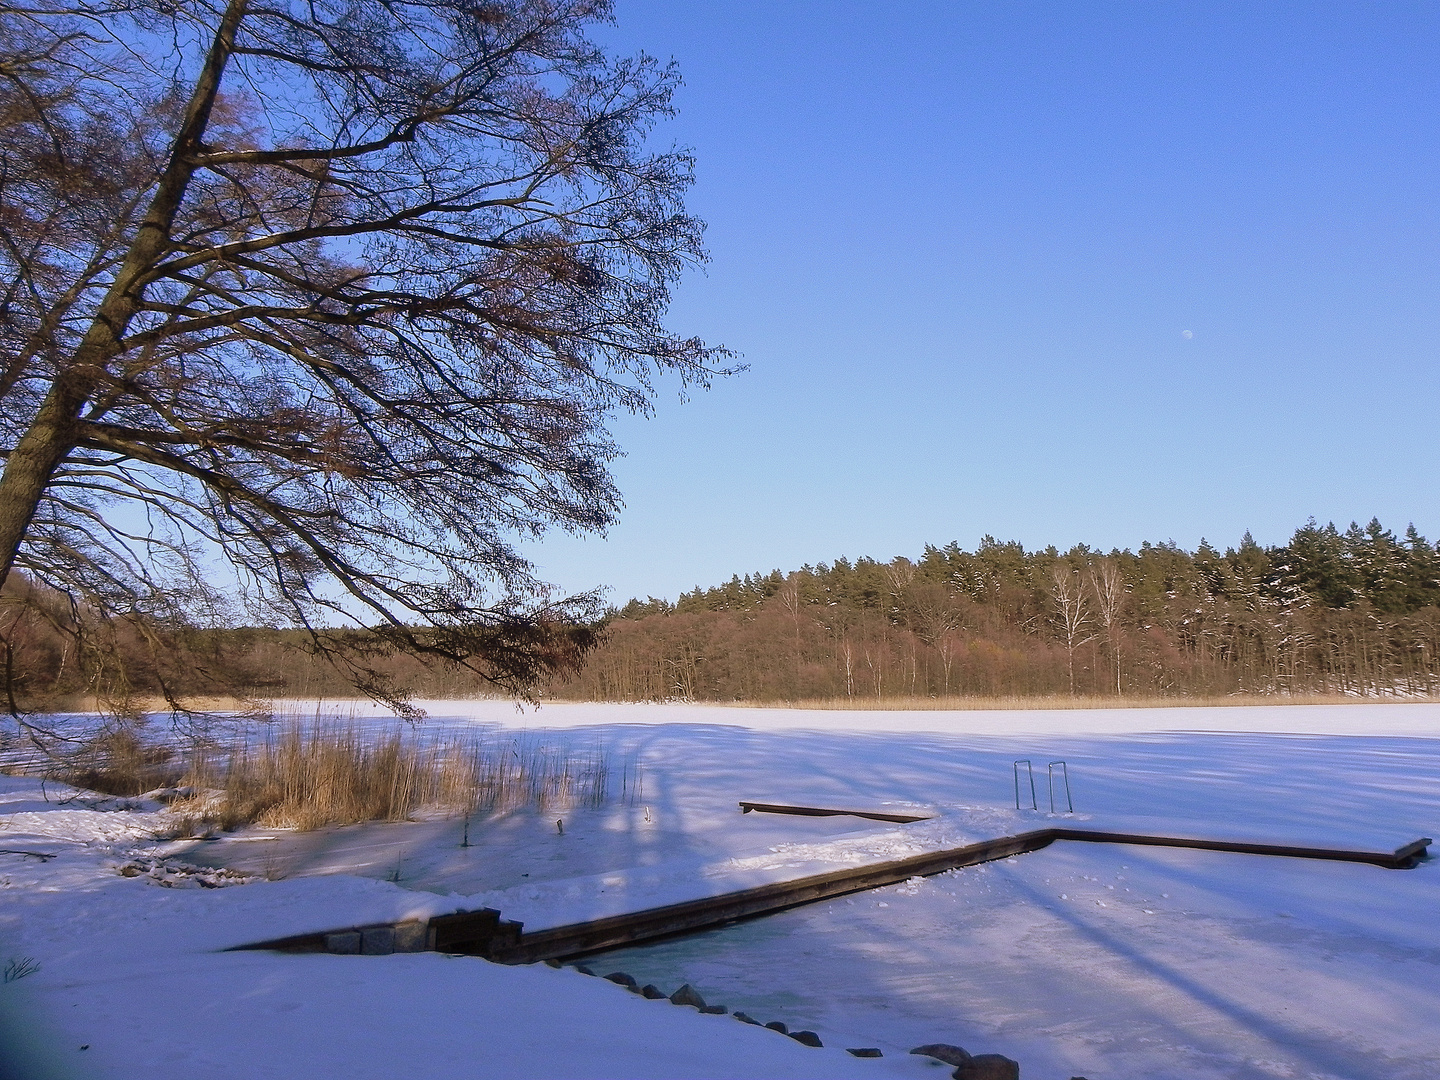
[[6, 700, 1439, 1079], [183, 702, 1440, 1078]]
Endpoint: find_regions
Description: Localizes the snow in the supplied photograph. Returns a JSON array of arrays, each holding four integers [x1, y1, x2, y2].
[[280, 696, 1440, 736], [3, 701, 1439, 1079]]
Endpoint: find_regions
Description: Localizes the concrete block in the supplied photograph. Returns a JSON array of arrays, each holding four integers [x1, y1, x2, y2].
[[360, 927, 395, 955], [392, 921, 428, 953], [325, 931, 361, 955]]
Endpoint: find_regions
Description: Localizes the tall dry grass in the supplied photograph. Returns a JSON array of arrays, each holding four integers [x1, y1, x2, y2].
[[61, 725, 183, 796], [176, 725, 630, 831]]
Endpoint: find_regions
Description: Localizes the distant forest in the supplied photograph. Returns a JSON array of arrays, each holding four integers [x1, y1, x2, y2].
[[546, 518, 1440, 702], [4, 518, 1438, 708]]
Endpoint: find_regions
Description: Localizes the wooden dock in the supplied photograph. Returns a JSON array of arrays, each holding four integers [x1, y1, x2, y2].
[[232, 828, 1430, 963]]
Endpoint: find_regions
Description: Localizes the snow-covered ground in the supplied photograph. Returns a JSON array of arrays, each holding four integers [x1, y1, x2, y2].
[[3, 701, 1439, 1079]]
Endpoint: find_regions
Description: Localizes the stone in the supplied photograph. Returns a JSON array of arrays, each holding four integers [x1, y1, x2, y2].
[[669, 984, 707, 1009], [360, 927, 395, 955], [324, 931, 361, 955], [544, 958, 563, 968], [392, 921, 428, 953], [848, 1048, 884, 1057], [911, 1044, 972, 1066], [788, 1030, 823, 1047], [952, 1054, 1020, 1080], [699, 1005, 728, 1015], [765, 1021, 789, 1034], [573, 965, 596, 976], [640, 984, 667, 1000], [733, 1012, 761, 1026], [603, 971, 637, 987]]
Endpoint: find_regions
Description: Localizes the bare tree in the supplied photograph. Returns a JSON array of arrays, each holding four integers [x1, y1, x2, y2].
[[1050, 563, 1096, 695], [818, 605, 857, 698], [909, 582, 964, 695], [0, 0, 726, 713], [661, 641, 703, 701], [777, 574, 804, 690], [1088, 557, 1126, 695]]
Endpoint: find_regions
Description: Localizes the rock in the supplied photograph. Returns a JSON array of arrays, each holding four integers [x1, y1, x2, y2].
[[765, 1021, 789, 1034], [324, 931, 361, 955], [952, 1054, 1020, 1080], [670, 984, 707, 1008], [392, 921, 427, 953], [360, 927, 395, 955], [573, 964, 596, 976], [734, 1012, 761, 1026], [911, 1044, 972, 1067], [603, 971, 637, 987], [848, 1048, 884, 1057], [699, 1005, 728, 1015], [788, 1030, 823, 1047], [544, 958, 563, 968], [640, 984, 667, 1000]]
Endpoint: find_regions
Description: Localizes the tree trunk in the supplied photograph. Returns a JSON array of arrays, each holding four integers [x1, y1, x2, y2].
[[0, 0, 247, 592], [0, 373, 97, 585]]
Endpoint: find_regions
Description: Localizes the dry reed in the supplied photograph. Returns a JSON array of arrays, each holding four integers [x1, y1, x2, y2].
[[61, 726, 182, 796], [174, 724, 628, 831]]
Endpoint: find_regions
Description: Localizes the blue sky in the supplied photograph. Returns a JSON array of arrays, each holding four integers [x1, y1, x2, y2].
[[524, 1, 1440, 604]]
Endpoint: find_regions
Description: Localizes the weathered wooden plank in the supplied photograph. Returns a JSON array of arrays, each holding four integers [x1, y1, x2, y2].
[[490, 830, 1059, 964], [1050, 829, 1433, 870], [1391, 837, 1433, 867], [738, 801, 934, 824], [492, 830, 1431, 963]]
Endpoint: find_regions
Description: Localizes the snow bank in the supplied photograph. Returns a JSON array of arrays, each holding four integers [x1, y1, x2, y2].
[[0, 775, 913, 1079]]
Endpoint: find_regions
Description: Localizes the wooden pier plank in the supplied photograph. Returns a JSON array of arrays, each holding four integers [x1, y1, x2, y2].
[[231, 830, 1431, 961], [738, 801, 934, 824]]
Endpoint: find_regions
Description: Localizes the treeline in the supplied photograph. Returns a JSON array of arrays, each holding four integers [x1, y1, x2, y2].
[[5, 518, 1438, 709], [0, 578, 497, 710], [546, 519, 1440, 702]]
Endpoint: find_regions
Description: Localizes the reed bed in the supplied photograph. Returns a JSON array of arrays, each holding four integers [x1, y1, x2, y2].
[[171, 725, 635, 831], [24, 719, 637, 831]]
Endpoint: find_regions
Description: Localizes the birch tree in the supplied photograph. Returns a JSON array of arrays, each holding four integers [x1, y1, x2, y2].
[[1088, 557, 1126, 694], [1050, 562, 1096, 695]]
